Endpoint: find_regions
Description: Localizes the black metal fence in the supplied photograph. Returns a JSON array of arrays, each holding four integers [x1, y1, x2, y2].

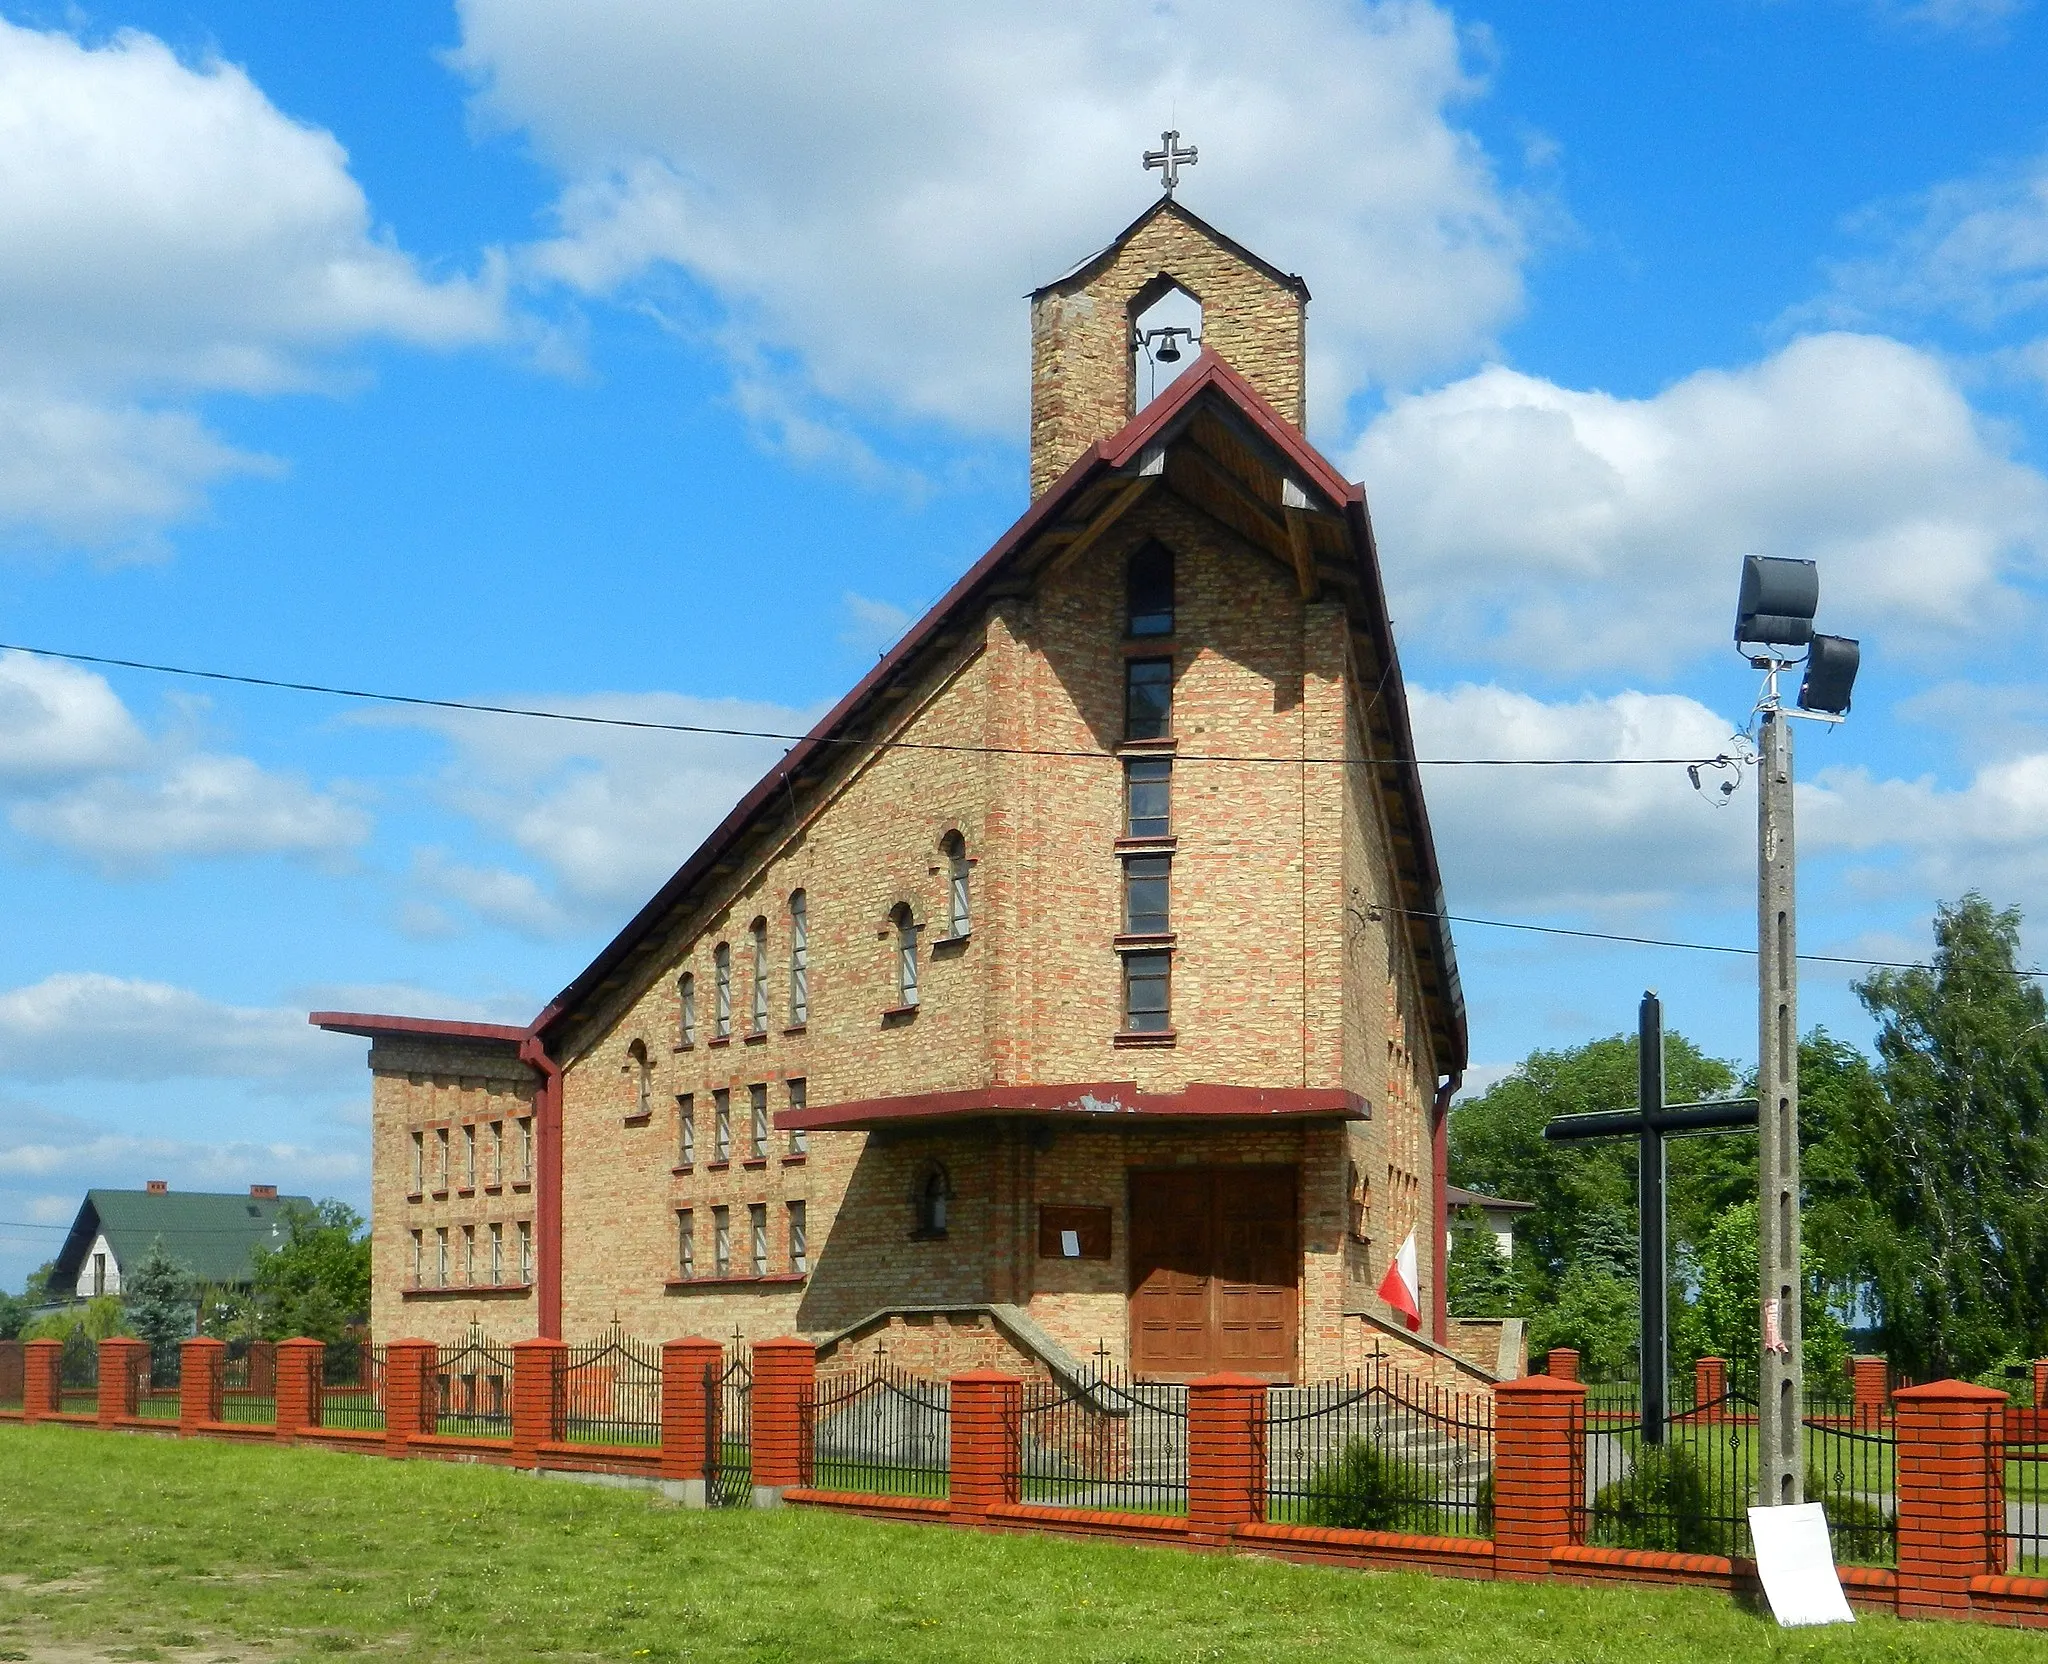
[[801, 1362, 949, 1499], [1264, 1362, 1494, 1537], [1017, 1368, 1187, 1515], [218, 1343, 275, 1426], [559, 1331, 662, 1447], [438, 1333, 517, 1439], [1576, 1368, 1897, 1565], [706, 1346, 751, 1507], [322, 1343, 387, 1432], [2010, 1413, 2048, 1576], [57, 1328, 97, 1415]]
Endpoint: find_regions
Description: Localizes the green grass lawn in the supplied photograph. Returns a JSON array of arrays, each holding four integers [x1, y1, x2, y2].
[[0, 1425, 2041, 1664]]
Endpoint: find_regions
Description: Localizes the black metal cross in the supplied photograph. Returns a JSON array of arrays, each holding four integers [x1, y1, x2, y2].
[[1543, 992, 1757, 1443], [1143, 130, 1198, 196]]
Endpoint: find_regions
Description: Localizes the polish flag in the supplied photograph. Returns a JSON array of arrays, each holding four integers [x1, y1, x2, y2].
[[1378, 1230, 1422, 1331]]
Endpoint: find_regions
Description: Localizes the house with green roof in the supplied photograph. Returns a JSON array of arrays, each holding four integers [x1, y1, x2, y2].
[[51, 1182, 313, 1305]]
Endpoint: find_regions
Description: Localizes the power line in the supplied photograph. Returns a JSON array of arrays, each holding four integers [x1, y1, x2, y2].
[[0, 640, 1736, 772], [1370, 904, 2048, 980]]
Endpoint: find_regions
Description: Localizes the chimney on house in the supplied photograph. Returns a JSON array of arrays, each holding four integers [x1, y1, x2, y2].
[[250, 1184, 277, 1199], [145, 1179, 168, 1194]]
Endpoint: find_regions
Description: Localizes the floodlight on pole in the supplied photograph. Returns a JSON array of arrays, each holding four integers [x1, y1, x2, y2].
[[1732, 552, 1860, 1512]]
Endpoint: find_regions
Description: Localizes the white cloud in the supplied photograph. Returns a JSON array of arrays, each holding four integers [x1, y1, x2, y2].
[[1802, 751, 2048, 904], [0, 1099, 359, 1190], [1355, 333, 2048, 672], [453, 0, 1529, 445], [0, 972, 358, 1083], [0, 19, 504, 548], [0, 650, 146, 780], [9, 753, 370, 873], [840, 592, 913, 656], [1408, 683, 1751, 916], [384, 691, 807, 936], [1863, 0, 2025, 34]]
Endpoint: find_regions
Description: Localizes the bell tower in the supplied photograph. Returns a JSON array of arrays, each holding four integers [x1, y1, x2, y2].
[[1027, 195, 1310, 498]]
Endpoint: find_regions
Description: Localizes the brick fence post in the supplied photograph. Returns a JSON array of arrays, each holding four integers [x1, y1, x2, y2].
[[384, 1339, 438, 1457], [660, 1337, 725, 1503], [1894, 1379, 2007, 1618], [274, 1339, 325, 1437], [1851, 1356, 1891, 1427], [751, 1337, 816, 1507], [21, 1338, 61, 1423], [179, 1337, 225, 1433], [1694, 1356, 1726, 1420], [512, 1338, 566, 1470], [1186, 1373, 1266, 1543], [1543, 1348, 1579, 1383], [1493, 1373, 1585, 1582], [2033, 1359, 2047, 1414], [949, 1370, 1022, 1522], [97, 1337, 147, 1427]]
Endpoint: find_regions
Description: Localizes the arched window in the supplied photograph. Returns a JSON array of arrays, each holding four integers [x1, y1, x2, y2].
[[749, 918, 769, 1034], [678, 973, 696, 1048], [627, 1039, 652, 1120], [1126, 542, 1174, 638], [788, 890, 809, 1026], [912, 1162, 951, 1238], [941, 834, 970, 939], [892, 904, 920, 1009], [713, 942, 732, 1039]]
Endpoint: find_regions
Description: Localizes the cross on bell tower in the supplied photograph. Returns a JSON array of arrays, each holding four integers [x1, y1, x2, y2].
[[1143, 130, 1198, 196]]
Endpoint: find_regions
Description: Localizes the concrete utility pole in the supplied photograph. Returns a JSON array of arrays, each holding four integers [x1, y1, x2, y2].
[[1756, 700, 1803, 1507]]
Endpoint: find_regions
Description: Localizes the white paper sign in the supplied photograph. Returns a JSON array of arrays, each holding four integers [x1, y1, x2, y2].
[[1748, 1504, 1855, 1627], [1060, 1229, 1081, 1258]]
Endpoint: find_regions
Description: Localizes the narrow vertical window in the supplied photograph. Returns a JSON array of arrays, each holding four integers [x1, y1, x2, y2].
[[679, 972, 697, 1047], [1124, 657, 1173, 741], [518, 1116, 534, 1182], [713, 1206, 731, 1276], [490, 1222, 503, 1283], [942, 834, 971, 938], [787, 1077, 808, 1158], [1123, 951, 1172, 1033], [462, 1224, 476, 1284], [714, 1089, 732, 1162], [677, 1093, 695, 1167], [1126, 542, 1174, 637], [410, 1130, 425, 1193], [518, 1220, 533, 1284], [914, 1164, 950, 1237], [1125, 756, 1172, 838], [410, 1229, 424, 1286], [677, 1209, 694, 1280], [628, 1039, 652, 1118], [749, 1083, 768, 1160], [749, 918, 769, 1034], [788, 1201, 808, 1275], [93, 1252, 106, 1296], [490, 1120, 504, 1186], [892, 904, 920, 1009], [436, 1227, 450, 1287], [788, 891, 809, 1026], [714, 942, 732, 1038], [1123, 855, 1171, 936], [749, 1203, 768, 1277], [435, 1127, 451, 1190], [463, 1123, 477, 1188]]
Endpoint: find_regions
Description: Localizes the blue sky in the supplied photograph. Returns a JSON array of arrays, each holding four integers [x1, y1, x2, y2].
[[4, 0, 2048, 1289]]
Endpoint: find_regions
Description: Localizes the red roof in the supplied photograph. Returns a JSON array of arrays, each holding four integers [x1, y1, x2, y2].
[[779, 1081, 1369, 1134]]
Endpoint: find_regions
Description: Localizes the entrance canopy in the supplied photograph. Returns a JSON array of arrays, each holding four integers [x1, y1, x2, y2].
[[777, 1081, 1368, 1134]]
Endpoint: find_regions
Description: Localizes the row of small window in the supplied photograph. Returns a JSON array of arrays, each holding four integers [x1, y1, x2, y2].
[[675, 1081, 808, 1167], [676, 1201, 807, 1280], [409, 1220, 532, 1288], [675, 840, 973, 1042], [409, 1117, 534, 1196]]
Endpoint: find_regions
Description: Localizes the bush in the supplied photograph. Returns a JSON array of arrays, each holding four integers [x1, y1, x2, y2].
[[1301, 1437, 1437, 1532], [1590, 1443, 1729, 1555]]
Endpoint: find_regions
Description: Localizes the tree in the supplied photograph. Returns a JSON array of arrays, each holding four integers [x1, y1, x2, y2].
[[1851, 894, 2048, 1378], [251, 1201, 370, 1346], [0, 1286, 28, 1340], [1676, 1200, 1846, 1383], [1446, 1208, 1525, 1317], [122, 1237, 194, 1381]]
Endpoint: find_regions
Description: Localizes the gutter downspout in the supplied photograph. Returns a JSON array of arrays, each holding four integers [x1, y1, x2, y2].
[[518, 1025, 565, 1341], [1430, 1072, 1461, 1345]]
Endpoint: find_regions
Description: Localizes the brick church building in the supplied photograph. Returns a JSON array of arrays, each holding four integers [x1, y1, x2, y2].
[[316, 190, 1474, 1385]]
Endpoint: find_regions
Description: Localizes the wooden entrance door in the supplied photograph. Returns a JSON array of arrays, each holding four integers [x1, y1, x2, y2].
[[1128, 1166, 1299, 1380]]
